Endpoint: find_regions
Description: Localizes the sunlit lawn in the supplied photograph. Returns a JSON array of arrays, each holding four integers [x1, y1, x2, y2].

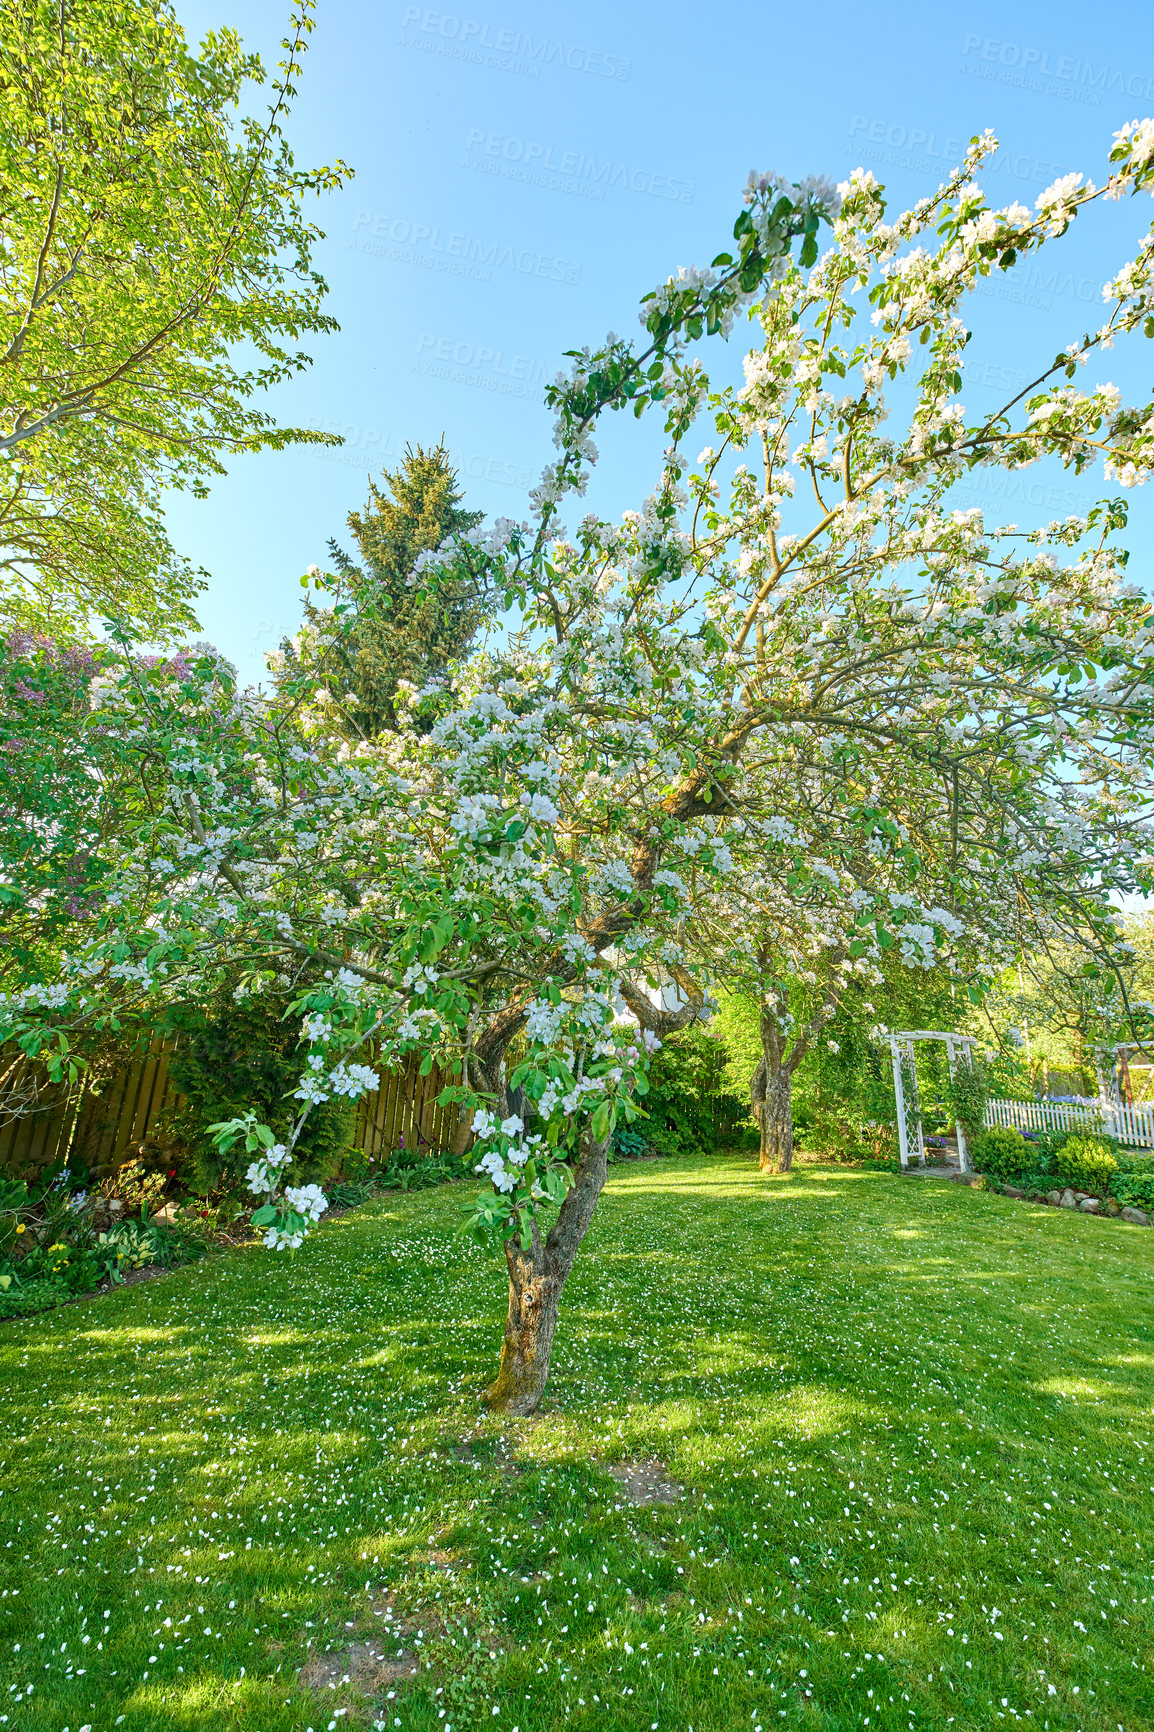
[[2, 1155, 1153, 1732]]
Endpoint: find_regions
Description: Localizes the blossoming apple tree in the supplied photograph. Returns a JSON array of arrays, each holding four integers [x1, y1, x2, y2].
[[5, 123, 1154, 1411], [685, 661, 1145, 1171]]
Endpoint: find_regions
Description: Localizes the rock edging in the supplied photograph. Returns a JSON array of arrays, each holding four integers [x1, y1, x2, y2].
[[981, 1177, 1149, 1226]]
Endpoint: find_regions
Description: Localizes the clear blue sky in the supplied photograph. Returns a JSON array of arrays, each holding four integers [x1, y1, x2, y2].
[[168, 0, 1154, 677]]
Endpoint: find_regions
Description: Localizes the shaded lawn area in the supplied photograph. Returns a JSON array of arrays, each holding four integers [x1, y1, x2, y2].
[[2, 1156, 1153, 1732]]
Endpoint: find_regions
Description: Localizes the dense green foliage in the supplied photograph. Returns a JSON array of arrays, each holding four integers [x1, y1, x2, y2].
[[296, 443, 486, 736], [1053, 1133, 1119, 1193], [0, 0, 347, 636], [0, 636, 103, 974], [711, 971, 1033, 1160], [165, 982, 356, 1191], [631, 1022, 734, 1155], [0, 634, 168, 1021], [944, 1057, 989, 1142], [970, 1124, 1031, 1182], [3, 1156, 1152, 1729], [969, 1126, 1154, 1210], [1112, 1150, 1154, 1212]]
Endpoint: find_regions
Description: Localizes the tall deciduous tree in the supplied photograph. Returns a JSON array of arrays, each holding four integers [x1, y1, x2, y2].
[[0, 0, 348, 636], [7, 128, 1154, 1418]]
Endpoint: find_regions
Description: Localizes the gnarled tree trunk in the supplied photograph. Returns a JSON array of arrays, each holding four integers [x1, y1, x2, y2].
[[484, 1128, 609, 1415]]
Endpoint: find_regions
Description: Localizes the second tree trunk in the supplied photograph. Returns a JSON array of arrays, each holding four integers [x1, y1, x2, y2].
[[750, 1010, 794, 1174]]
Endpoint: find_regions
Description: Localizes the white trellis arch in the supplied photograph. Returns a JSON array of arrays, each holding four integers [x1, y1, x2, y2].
[[887, 1030, 979, 1173]]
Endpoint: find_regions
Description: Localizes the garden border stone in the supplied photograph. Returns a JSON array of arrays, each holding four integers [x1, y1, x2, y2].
[[976, 1177, 1151, 1228]]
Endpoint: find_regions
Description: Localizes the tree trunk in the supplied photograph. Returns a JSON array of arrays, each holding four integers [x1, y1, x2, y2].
[[759, 1056, 793, 1173], [484, 1127, 609, 1415], [750, 1008, 794, 1173]]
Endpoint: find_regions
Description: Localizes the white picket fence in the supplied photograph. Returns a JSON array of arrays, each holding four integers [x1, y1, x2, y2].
[[984, 1096, 1154, 1148], [1106, 1101, 1154, 1149]]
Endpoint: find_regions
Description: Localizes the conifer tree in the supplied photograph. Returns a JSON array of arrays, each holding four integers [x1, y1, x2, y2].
[[303, 443, 485, 735]]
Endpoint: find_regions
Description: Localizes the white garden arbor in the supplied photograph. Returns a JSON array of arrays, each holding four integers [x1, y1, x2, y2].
[[887, 1030, 979, 1172]]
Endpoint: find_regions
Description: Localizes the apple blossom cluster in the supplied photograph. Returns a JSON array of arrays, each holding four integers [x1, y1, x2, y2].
[[284, 1183, 328, 1222], [471, 1112, 545, 1194], [236, 1133, 330, 1251], [244, 1142, 292, 1194]]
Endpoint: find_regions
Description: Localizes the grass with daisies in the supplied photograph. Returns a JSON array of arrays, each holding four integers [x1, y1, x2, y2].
[[1, 1154, 1152, 1732]]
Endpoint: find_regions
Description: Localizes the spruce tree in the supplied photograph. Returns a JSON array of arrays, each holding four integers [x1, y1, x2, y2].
[[310, 443, 485, 735]]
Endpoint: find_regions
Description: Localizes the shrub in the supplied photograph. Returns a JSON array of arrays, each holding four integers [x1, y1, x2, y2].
[[807, 1109, 896, 1165], [861, 1148, 901, 1174], [639, 1024, 732, 1155], [1030, 1131, 1069, 1170], [610, 1123, 650, 1162], [1111, 1172, 1154, 1212], [1109, 1153, 1154, 1211], [165, 980, 356, 1192], [971, 1125, 1030, 1181], [1053, 1135, 1118, 1194]]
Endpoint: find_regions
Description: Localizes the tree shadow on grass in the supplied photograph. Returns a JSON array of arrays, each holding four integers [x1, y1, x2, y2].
[[3, 1164, 1153, 1730]]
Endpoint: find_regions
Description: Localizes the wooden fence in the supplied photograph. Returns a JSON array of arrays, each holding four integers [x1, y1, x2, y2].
[[0, 1039, 746, 1184], [1107, 1101, 1154, 1149], [984, 1096, 1101, 1138], [0, 1044, 461, 1183], [354, 1059, 459, 1160]]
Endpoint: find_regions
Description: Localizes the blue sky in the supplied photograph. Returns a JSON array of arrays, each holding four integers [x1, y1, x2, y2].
[[168, 0, 1154, 677]]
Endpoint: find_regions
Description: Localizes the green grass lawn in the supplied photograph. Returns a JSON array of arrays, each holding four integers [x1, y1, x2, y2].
[[2, 1155, 1153, 1732]]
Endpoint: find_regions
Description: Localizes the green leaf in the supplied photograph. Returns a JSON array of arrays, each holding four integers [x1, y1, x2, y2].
[[540, 1166, 570, 1203], [251, 1204, 277, 1227]]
